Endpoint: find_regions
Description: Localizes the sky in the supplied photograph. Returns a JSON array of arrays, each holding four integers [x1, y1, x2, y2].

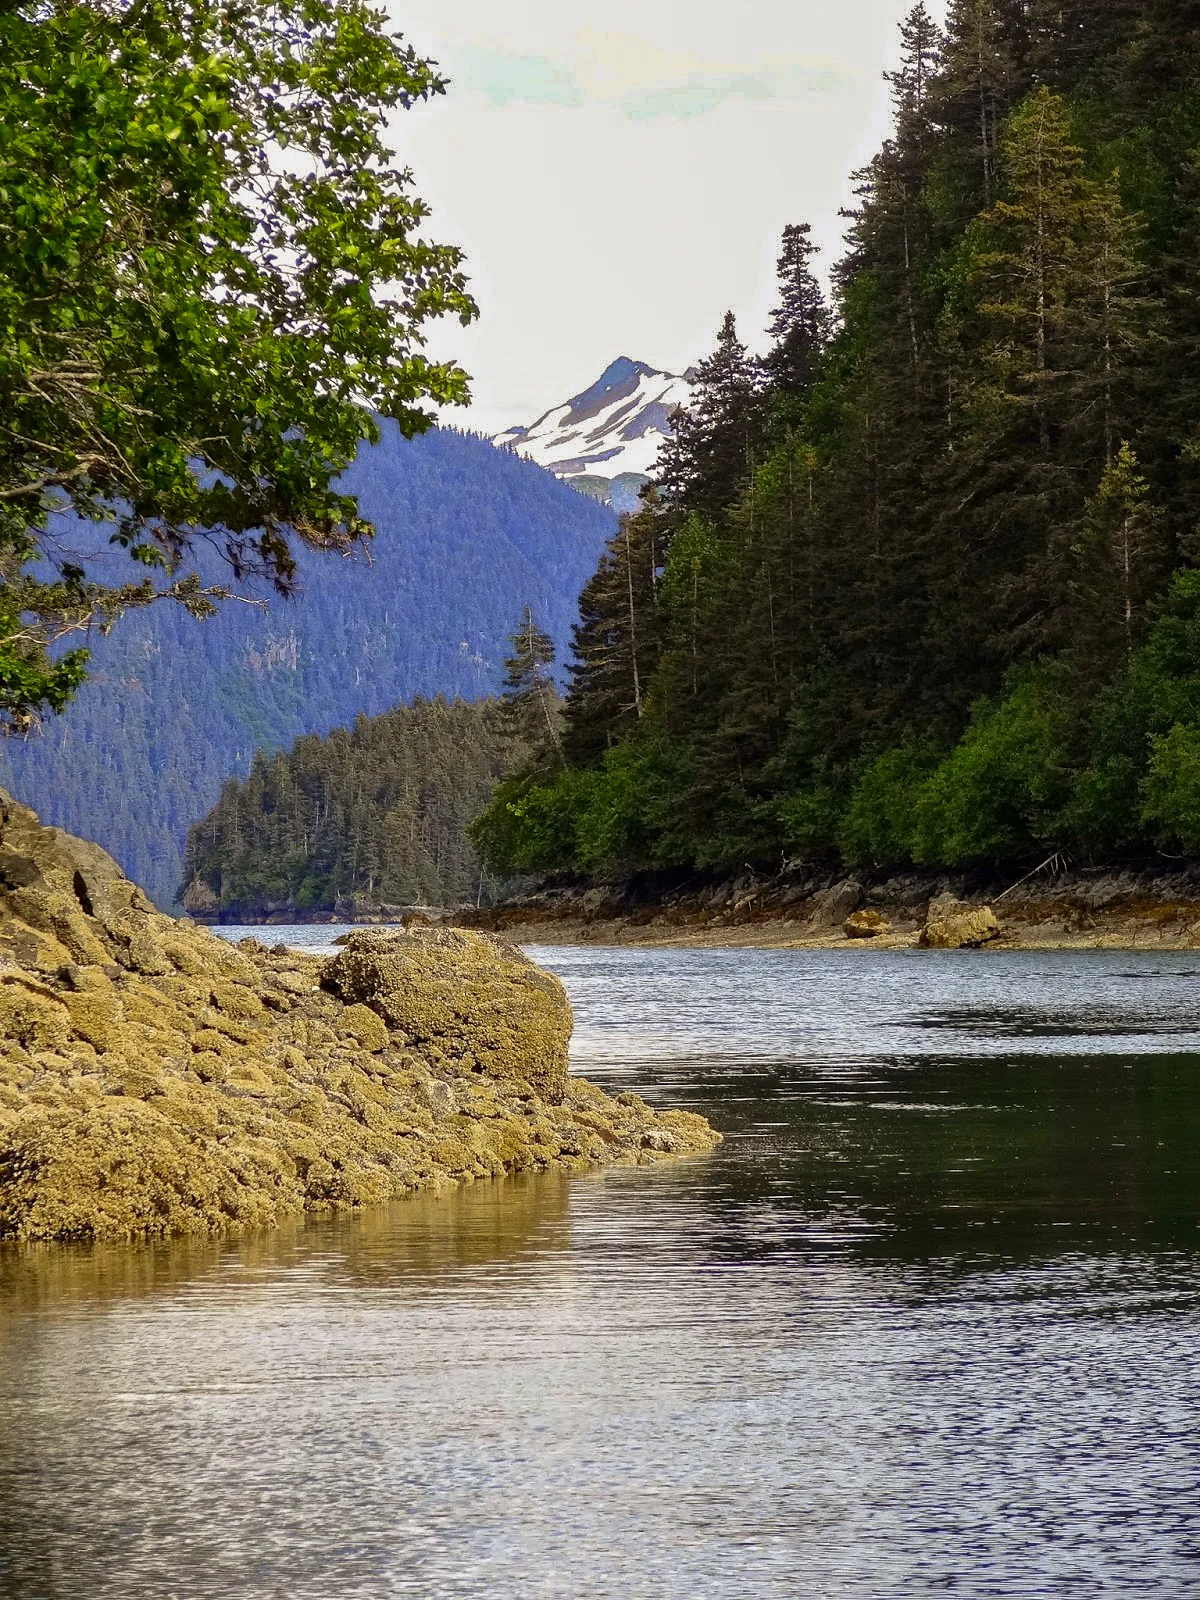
[[387, 0, 948, 435]]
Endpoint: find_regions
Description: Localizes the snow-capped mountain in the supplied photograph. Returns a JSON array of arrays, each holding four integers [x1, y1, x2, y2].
[[493, 357, 692, 491]]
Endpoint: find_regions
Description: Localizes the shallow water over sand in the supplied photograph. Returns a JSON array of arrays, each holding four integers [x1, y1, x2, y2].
[[3, 943, 1200, 1597]]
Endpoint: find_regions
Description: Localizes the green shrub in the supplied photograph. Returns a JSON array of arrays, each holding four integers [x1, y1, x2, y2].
[[573, 740, 693, 873], [913, 667, 1073, 864], [777, 780, 844, 857], [839, 745, 942, 865], [1141, 725, 1200, 852], [1062, 754, 1143, 854], [1067, 569, 1200, 853], [469, 771, 598, 876]]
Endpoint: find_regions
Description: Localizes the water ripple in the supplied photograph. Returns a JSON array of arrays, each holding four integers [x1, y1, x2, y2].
[[2, 943, 1200, 1596]]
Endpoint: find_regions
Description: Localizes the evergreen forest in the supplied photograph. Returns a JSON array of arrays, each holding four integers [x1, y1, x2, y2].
[[185, 606, 563, 917], [473, 1, 1200, 883], [183, 696, 512, 919], [0, 424, 615, 907]]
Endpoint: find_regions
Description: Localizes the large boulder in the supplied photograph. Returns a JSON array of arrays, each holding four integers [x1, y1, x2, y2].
[[322, 927, 572, 1103], [181, 875, 219, 915], [810, 880, 864, 928], [0, 790, 165, 972], [920, 900, 1001, 950]]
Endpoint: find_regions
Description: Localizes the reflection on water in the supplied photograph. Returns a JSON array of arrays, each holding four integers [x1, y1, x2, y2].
[[2, 946, 1200, 1597], [0, 1172, 575, 1311]]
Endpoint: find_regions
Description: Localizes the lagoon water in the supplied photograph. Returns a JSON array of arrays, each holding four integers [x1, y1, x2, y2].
[[3, 940, 1200, 1597]]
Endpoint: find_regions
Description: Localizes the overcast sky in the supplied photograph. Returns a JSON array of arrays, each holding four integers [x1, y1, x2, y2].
[[387, 0, 947, 434]]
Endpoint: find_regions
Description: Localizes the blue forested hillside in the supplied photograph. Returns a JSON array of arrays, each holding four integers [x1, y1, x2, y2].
[[0, 424, 615, 906]]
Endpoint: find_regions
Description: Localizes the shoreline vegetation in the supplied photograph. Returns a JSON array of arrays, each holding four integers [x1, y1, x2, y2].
[[0, 792, 718, 1246]]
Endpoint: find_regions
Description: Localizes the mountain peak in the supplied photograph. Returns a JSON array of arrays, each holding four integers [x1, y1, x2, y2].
[[493, 358, 691, 486]]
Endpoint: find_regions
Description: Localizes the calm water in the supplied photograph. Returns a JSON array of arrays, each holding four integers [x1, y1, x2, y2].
[[3, 941, 1200, 1597]]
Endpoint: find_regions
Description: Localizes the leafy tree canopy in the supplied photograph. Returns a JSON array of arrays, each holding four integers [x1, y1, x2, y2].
[[0, 0, 476, 728]]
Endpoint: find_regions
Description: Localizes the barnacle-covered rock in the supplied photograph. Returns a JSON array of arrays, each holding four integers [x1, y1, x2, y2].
[[323, 927, 571, 1102], [920, 900, 1002, 950], [0, 791, 719, 1243], [844, 910, 892, 940]]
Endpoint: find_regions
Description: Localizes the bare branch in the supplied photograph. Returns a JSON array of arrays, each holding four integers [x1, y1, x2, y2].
[[0, 457, 110, 501]]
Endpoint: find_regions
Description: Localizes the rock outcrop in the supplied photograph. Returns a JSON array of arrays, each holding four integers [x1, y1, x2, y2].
[[0, 793, 719, 1243], [324, 929, 570, 1103]]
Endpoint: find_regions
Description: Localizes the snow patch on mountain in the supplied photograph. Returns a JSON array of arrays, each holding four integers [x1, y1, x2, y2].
[[493, 357, 692, 488]]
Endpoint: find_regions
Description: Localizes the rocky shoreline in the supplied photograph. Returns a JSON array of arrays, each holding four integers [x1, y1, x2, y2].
[[0, 793, 718, 1244], [181, 890, 462, 927], [457, 865, 1200, 952]]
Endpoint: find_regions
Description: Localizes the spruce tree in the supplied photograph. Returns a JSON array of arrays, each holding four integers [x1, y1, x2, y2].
[[970, 88, 1121, 450], [501, 607, 562, 772], [764, 224, 829, 400], [1021, 0, 1141, 97], [657, 312, 766, 522], [564, 496, 668, 763], [1143, 153, 1200, 566], [845, 8, 942, 392], [1126, 0, 1200, 104], [886, 4, 942, 130], [964, 90, 1146, 470], [936, 87, 1148, 660], [822, 8, 952, 744], [1071, 443, 1165, 683], [935, 0, 1016, 208]]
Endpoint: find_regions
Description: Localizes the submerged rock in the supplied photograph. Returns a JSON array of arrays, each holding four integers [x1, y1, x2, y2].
[[0, 792, 719, 1243]]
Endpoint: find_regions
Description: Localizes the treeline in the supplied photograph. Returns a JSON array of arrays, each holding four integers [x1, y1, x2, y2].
[[472, 1, 1200, 880], [184, 696, 513, 917]]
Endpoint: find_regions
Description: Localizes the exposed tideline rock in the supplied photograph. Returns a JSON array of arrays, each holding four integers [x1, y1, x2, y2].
[[920, 902, 1002, 950], [844, 910, 892, 940], [0, 792, 719, 1243], [324, 928, 570, 1103], [460, 865, 1200, 952]]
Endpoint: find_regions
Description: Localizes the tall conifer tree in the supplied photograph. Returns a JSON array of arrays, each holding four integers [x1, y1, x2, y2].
[[936, 0, 1016, 207], [1070, 443, 1165, 686], [501, 607, 562, 772], [658, 313, 765, 521], [765, 224, 829, 399], [564, 495, 668, 763]]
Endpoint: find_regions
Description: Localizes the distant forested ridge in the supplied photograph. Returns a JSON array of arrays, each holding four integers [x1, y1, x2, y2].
[[184, 696, 509, 919], [474, 3, 1200, 882], [0, 425, 615, 906]]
